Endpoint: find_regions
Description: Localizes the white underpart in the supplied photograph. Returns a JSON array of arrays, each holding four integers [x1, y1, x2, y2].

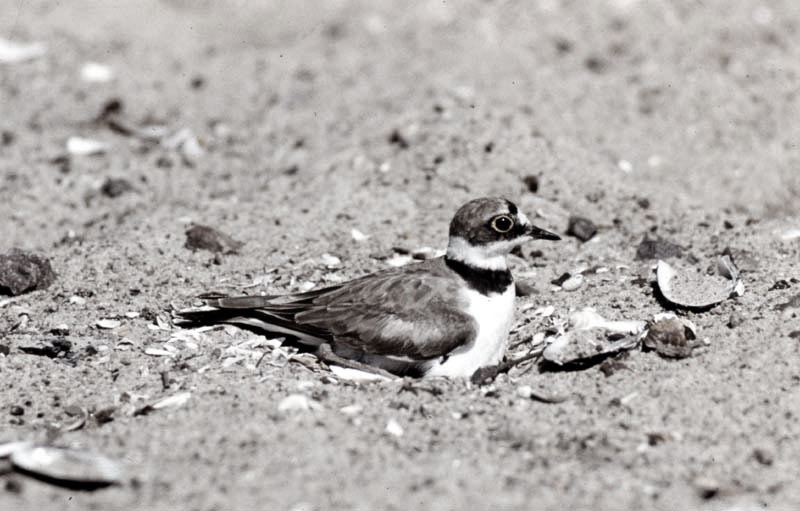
[[446, 235, 530, 271], [425, 284, 516, 377]]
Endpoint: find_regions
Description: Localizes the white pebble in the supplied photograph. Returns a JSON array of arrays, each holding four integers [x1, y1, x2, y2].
[[385, 418, 404, 437], [80, 62, 114, 83], [278, 394, 321, 413]]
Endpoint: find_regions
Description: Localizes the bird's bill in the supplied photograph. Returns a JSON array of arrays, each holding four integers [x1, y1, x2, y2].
[[526, 224, 561, 241]]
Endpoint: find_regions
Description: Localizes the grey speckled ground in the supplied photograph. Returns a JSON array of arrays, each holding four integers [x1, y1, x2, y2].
[[1, 1, 800, 509]]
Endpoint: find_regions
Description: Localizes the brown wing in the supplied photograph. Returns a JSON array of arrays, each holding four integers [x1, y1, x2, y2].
[[293, 262, 477, 359], [179, 258, 477, 360]]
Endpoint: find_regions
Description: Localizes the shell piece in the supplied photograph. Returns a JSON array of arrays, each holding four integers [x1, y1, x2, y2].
[[656, 256, 743, 309], [542, 308, 645, 366], [543, 328, 639, 366], [11, 446, 124, 487], [643, 314, 700, 358]]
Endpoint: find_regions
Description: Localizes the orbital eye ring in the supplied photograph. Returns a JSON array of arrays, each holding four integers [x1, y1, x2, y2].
[[491, 215, 514, 233]]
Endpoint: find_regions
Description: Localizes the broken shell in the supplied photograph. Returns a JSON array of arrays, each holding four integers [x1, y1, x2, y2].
[[560, 274, 584, 291], [95, 319, 121, 329], [67, 136, 108, 156], [11, 446, 124, 487], [543, 328, 639, 366], [277, 394, 322, 413], [542, 308, 644, 366], [656, 255, 743, 309], [643, 314, 700, 358], [385, 418, 404, 437]]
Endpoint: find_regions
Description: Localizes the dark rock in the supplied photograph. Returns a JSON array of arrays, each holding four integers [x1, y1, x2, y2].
[[185, 225, 243, 254], [566, 216, 598, 242], [522, 175, 539, 193], [9, 405, 24, 416], [551, 272, 572, 286], [388, 129, 409, 149], [635, 235, 682, 260], [769, 280, 791, 291], [100, 178, 134, 198], [0, 249, 57, 295]]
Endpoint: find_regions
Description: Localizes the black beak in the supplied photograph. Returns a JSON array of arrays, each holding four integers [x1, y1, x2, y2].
[[527, 224, 561, 241]]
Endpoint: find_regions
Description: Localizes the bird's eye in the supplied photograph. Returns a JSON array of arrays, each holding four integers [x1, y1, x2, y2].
[[490, 215, 514, 233]]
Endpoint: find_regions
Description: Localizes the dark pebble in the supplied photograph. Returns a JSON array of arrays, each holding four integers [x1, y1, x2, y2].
[[550, 272, 571, 286], [769, 280, 791, 291], [522, 175, 539, 193], [0, 249, 57, 296], [388, 129, 409, 149], [9, 405, 24, 416], [727, 312, 745, 329], [635, 235, 682, 260], [100, 178, 134, 198], [2, 130, 15, 146], [566, 216, 598, 242], [185, 225, 244, 254]]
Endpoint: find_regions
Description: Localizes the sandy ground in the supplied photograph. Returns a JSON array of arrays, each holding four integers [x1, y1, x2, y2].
[[2, 0, 800, 509]]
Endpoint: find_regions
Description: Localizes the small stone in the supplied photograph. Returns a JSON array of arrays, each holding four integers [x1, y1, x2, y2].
[[566, 216, 598, 242], [388, 129, 409, 149], [0, 249, 57, 296], [635, 236, 682, 260], [100, 178, 134, 198], [752, 447, 774, 466], [727, 311, 745, 329], [643, 316, 699, 358], [185, 225, 243, 254], [385, 418, 404, 437], [522, 175, 540, 193], [9, 405, 24, 416]]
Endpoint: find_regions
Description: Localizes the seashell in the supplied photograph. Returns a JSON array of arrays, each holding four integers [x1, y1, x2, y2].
[[656, 255, 743, 309], [542, 328, 639, 366], [542, 308, 644, 366], [385, 418, 404, 437], [95, 318, 121, 329], [66, 136, 108, 156], [277, 394, 322, 413], [11, 445, 124, 487]]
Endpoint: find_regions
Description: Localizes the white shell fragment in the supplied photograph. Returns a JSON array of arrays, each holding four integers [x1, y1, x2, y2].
[[329, 365, 394, 382], [542, 308, 645, 366], [0, 37, 46, 63], [80, 62, 114, 83], [95, 319, 121, 329], [67, 136, 109, 156], [277, 394, 322, 413], [656, 256, 743, 309], [385, 418, 404, 437], [11, 446, 124, 486]]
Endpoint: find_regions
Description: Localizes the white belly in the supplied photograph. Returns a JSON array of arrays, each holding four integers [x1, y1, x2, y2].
[[425, 284, 516, 378]]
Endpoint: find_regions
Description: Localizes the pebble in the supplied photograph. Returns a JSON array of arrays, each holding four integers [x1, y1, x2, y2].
[[277, 394, 321, 413], [566, 216, 598, 242], [385, 418, 404, 437], [185, 225, 243, 254], [0, 249, 57, 296]]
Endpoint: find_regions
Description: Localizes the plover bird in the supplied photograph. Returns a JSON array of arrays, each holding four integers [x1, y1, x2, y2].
[[177, 197, 559, 378]]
